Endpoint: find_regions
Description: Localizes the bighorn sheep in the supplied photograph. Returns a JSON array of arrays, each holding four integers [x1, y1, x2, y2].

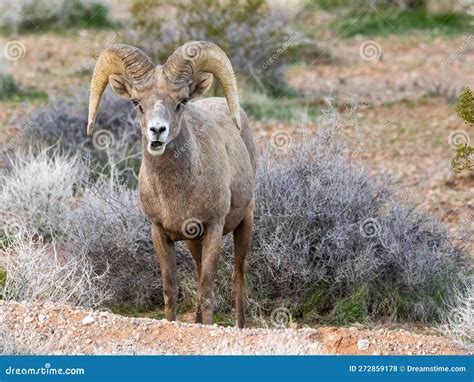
[[87, 42, 256, 328]]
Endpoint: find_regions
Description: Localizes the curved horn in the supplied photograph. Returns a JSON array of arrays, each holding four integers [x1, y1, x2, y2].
[[163, 41, 241, 129], [87, 44, 155, 135]]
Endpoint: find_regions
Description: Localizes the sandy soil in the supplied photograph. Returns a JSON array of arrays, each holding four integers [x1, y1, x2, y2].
[[287, 34, 474, 106], [1, 300, 468, 355]]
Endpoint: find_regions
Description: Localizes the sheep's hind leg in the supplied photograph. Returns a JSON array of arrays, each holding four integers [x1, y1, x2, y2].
[[152, 223, 177, 321], [186, 240, 203, 324], [199, 222, 224, 325], [232, 208, 253, 329]]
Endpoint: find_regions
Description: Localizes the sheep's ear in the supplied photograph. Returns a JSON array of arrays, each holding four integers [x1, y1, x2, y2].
[[109, 74, 132, 100], [189, 72, 213, 99]]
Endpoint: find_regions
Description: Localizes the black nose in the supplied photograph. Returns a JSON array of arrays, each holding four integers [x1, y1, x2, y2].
[[150, 126, 167, 134]]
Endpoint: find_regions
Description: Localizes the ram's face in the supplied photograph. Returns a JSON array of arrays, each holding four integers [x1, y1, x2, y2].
[[133, 74, 190, 156], [87, 43, 239, 153], [108, 70, 213, 156]]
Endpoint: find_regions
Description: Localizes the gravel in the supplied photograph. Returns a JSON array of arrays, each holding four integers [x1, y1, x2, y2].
[[0, 300, 468, 355]]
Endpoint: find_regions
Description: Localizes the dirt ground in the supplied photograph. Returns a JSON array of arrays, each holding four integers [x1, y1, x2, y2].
[[1, 300, 468, 355]]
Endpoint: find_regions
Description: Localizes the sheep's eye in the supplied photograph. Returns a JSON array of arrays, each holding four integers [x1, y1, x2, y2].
[[176, 98, 189, 113], [131, 99, 143, 113]]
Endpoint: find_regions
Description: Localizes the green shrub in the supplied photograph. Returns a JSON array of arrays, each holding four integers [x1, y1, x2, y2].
[[330, 288, 369, 325], [0, 72, 18, 100], [451, 88, 474, 172], [0, 268, 6, 298], [451, 144, 473, 173], [456, 87, 474, 125], [333, 7, 473, 37], [0, 0, 113, 33]]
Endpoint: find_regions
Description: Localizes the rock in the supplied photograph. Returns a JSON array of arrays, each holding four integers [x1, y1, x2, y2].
[[357, 339, 370, 351], [38, 314, 46, 322], [82, 316, 95, 325], [23, 316, 34, 324]]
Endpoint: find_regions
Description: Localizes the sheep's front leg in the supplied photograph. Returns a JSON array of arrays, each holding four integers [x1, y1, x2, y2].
[[186, 240, 203, 324], [152, 223, 177, 321], [198, 222, 223, 325]]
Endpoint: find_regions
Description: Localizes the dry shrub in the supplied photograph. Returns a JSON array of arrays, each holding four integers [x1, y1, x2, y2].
[[443, 279, 473, 350], [244, 128, 467, 323], [0, 148, 86, 237], [1, 234, 109, 308]]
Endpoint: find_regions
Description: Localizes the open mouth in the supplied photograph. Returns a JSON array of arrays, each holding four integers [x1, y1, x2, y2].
[[147, 140, 166, 155], [150, 141, 164, 150]]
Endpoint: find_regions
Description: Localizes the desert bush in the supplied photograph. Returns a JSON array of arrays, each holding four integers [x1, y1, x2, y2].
[[0, 0, 113, 34], [27, 89, 138, 152], [22, 89, 141, 186], [456, 87, 474, 125], [451, 88, 473, 172], [65, 184, 161, 310], [128, 0, 314, 95], [443, 279, 473, 350], [1, 233, 109, 308], [0, 148, 86, 238], [0, 70, 18, 100], [333, 5, 472, 36], [242, 128, 468, 323]]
